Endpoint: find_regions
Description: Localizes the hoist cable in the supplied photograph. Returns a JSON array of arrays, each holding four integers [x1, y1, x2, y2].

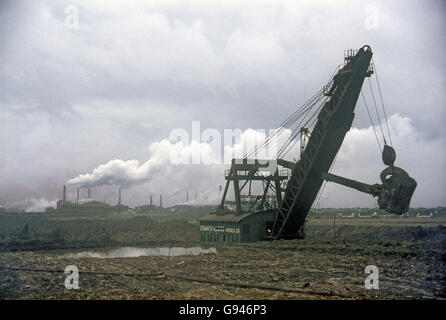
[[361, 90, 382, 152], [367, 78, 387, 145], [372, 59, 393, 146]]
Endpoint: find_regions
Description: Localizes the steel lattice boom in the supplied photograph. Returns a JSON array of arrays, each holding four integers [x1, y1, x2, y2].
[[271, 45, 374, 239]]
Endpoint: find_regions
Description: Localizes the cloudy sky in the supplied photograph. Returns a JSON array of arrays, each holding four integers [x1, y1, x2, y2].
[[0, 0, 445, 210]]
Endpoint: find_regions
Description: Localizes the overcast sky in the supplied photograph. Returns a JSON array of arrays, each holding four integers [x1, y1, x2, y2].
[[1, 0, 445, 210]]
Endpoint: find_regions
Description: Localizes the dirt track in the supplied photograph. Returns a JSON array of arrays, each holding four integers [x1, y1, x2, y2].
[[0, 214, 445, 300]]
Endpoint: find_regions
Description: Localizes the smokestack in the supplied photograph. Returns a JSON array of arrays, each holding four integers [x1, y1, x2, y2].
[[196, 191, 198, 200], [63, 185, 66, 202], [150, 195, 153, 206], [88, 188, 91, 199], [76, 188, 79, 204], [118, 187, 121, 206], [160, 193, 163, 208], [187, 190, 189, 202]]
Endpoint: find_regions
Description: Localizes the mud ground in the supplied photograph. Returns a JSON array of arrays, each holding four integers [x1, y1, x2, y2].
[[0, 213, 445, 300]]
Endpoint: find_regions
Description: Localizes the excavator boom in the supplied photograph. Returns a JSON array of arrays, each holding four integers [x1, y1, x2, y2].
[[271, 45, 374, 239]]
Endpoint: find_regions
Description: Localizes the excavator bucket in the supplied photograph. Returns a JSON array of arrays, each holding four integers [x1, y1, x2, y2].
[[378, 166, 417, 214]]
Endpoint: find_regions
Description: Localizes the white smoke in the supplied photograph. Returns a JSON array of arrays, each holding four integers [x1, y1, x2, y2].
[[67, 128, 294, 190], [67, 139, 217, 188], [1, 198, 57, 212], [24, 198, 57, 212]]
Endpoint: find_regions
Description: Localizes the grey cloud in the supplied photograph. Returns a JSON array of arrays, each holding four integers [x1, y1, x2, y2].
[[0, 0, 445, 208]]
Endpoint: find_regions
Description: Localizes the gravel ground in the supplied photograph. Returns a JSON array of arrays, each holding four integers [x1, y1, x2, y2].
[[0, 240, 444, 300], [0, 216, 445, 300]]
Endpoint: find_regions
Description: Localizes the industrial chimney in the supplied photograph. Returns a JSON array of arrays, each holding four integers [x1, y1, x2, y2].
[[76, 188, 79, 204], [88, 188, 91, 199], [160, 193, 163, 208], [150, 195, 153, 206], [118, 187, 122, 206], [63, 185, 66, 202]]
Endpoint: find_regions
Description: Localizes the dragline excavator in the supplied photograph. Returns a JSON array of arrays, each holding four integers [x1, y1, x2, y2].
[[217, 45, 417, 240]]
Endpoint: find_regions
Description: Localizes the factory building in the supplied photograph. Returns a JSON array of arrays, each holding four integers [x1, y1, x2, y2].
[[199, 209, 276, 243]]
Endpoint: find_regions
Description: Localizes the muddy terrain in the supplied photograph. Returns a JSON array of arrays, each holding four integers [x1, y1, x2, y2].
[[0, 212, 445, 299]]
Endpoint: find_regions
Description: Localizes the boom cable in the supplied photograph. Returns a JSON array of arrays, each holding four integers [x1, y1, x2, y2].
[[243, 64, 340, 160], [277, 96, 328, 159], [243, 88, 325, 159], [276, 96, 325, 157]]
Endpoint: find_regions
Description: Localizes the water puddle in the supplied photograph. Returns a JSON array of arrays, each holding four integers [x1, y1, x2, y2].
[[62, 246, 217, 259]]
